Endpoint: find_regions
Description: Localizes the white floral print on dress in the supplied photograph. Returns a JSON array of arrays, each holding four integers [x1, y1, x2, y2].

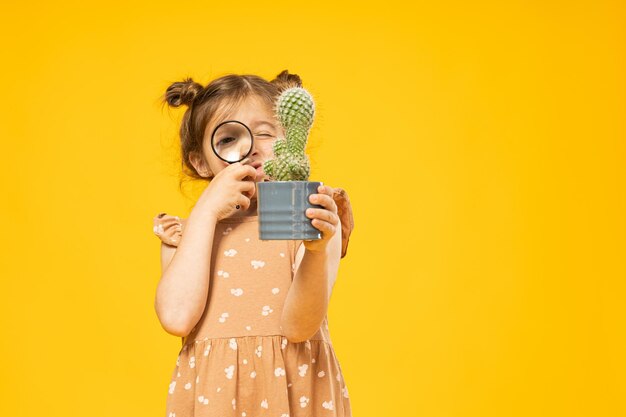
[[219, 312, 229, 323], [299, 396, 309, 408], [251, 260, 265, 269], [225, 365, 235, 379], [229, 338, 238, 350]]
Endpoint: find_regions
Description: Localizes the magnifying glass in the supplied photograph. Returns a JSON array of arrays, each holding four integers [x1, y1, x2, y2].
[[210, 120, 254, 164], [210, 120, 262, 210]]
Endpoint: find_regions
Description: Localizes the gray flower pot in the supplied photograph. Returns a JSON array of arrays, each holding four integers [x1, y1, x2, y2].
[[257, 181, 324, 240]]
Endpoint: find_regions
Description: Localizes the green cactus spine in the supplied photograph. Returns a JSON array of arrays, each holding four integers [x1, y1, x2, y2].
[[262, 87, 315, 181]]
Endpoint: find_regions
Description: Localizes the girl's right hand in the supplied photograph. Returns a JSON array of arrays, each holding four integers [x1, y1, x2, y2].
[[199, 163, 258, 221]]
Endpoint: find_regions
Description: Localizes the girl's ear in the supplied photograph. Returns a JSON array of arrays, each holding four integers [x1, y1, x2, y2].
[[189, 151, 213, 178]]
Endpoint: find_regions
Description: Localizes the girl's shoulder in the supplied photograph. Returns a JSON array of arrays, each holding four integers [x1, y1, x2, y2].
[[152, 212, 186, 247]]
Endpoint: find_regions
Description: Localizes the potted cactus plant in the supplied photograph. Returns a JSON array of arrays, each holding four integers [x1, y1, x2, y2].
[[257, 86, 323, 240]]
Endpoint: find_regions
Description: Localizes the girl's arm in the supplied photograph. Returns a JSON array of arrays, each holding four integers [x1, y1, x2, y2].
[[154, 200, 218, 337], [160, 241, 177, 274], [280, 223, 342, 343]]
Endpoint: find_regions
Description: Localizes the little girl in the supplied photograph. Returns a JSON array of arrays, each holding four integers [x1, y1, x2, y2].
[[153, 70, 355, 417]]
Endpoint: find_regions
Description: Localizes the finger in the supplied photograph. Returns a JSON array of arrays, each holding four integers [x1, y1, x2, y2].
[[233, 163, 257, 180], [318, 184, 334, 196], [306, 208, 339, 227], [237, 194, 251, 210], [242, 181, 256, 198], [311, 218, 336, 234], [309, 193, 338, 214]]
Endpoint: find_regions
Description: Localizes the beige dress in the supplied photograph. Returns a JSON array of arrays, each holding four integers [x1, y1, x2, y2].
[[152, 188, 355, 417]]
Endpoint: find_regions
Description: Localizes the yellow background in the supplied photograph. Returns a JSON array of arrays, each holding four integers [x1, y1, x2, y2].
[[1, 1, 624, 416]]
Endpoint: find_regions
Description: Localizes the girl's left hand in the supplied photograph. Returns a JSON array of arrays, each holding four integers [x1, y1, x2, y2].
[[303, 185, 340, 254]]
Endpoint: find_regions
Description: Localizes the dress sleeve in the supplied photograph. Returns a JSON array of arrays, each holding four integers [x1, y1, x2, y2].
[[152, 212, 185, 247], [332, 187, 354, 258]]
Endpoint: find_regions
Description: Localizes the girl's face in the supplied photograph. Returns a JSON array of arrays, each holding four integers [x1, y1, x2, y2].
[[190, 94, 284, 186]]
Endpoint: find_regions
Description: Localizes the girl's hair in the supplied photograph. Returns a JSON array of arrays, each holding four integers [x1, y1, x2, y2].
[[161, 70, 303, 187]]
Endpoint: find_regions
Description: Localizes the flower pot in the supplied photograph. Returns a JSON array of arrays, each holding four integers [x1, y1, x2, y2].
[[257, 181, 324, 240]]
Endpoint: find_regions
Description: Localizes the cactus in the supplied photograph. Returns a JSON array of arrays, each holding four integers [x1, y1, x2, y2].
[[262, 87, 315, 181]]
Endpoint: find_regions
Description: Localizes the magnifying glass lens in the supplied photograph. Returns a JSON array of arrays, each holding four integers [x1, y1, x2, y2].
[[212, 121, 253, 162]]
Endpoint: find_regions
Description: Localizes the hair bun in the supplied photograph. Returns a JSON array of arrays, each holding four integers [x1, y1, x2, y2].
[[270, 70, 303, 93], [164, 77, 204, 107]]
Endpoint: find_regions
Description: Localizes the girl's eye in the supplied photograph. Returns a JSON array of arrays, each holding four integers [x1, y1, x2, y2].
[[217, 137, 236, 146]]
